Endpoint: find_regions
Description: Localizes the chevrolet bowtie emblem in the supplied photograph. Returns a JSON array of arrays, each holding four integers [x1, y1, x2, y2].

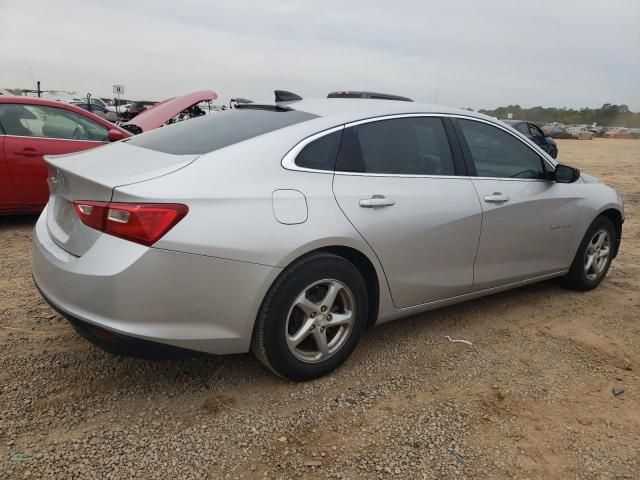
[[47, 170, 63, 193]]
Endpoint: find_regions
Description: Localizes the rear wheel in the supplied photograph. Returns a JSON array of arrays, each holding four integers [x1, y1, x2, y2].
[[252, 253, 368, 381], [561, 216, 615, 291]]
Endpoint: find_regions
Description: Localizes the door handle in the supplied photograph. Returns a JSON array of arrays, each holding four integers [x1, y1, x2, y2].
[[16, 148, 40, 158], [359, 195, 395, 208], [484, 193, 510, 204]]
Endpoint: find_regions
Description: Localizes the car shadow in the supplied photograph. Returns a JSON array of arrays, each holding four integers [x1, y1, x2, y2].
[[54, 277, 571, 391], [0, 214, 39, 231]]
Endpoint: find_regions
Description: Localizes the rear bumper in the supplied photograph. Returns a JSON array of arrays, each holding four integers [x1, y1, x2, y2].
[[32, 209, 281, 355]]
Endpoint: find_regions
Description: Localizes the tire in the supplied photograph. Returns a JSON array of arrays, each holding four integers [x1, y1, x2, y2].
[[561, 216, 615, 291], [252, 252, 368, 381]]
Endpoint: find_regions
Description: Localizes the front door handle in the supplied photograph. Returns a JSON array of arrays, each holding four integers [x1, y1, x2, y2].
[[484, 193, 510, 204], [16, 148, 41, 158], [359, 195, 395, 208]]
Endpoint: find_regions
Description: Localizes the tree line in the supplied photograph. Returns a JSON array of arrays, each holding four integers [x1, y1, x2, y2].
[[477, 104, 640, 128]]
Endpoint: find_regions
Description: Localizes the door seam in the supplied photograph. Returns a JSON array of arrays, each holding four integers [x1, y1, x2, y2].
[[330, 171, 399, 308]]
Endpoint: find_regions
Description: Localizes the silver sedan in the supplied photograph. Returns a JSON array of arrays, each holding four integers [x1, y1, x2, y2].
[[32, 98, 624, 380]]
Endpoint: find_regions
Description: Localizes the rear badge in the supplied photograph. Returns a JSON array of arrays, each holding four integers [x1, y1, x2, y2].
[[47, 169, 64, 194]]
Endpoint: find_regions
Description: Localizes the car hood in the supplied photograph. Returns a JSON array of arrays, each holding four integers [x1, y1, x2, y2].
[[580, 173, 600, 184], [122, 90, 217, 133]]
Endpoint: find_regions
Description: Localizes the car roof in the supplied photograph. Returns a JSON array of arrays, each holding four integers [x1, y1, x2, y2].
[[264, 98, 497, 125], [0, 95, 130, 135]]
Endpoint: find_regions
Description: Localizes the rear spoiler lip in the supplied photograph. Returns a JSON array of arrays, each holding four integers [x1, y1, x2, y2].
[[235, 103, 293, 112]]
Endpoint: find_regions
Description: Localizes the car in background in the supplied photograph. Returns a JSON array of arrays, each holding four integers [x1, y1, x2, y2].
[[119, 101, 156, 121], [72, 103, 119, 122], [543, 125, 573, 140], [121, 90, 216, 134], [0, 96, 130, 214], [71, 97, 109, 109], [0, 91, 220, 214], [604, 128, 632, 139], [105, 100, 132, 116], [503, 120, 558, 158], [31, 96, 623, 380], [569, 127, 595, 140]]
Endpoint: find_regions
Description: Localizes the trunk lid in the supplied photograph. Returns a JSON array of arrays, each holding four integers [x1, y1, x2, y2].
[[44, 141, 197, 256]]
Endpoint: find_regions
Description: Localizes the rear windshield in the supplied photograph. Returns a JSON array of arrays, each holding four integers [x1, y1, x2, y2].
[[127, 108, 318, 155]]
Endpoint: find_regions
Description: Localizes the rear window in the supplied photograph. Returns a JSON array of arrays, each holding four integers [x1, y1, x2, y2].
[[127, 108, 318, 155]]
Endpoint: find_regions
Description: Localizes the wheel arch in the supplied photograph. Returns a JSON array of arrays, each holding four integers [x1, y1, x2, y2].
[[598, 208, 623, 258], [267, 242, 384, 330], [321, 245, 380, 329]]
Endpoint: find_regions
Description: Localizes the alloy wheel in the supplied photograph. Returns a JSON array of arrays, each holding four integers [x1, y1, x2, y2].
[[285, 279, 355, 363], [584, 229, 611, 281]]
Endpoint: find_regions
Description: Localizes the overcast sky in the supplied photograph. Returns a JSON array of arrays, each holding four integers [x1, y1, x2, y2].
[[1, 0, 639, 110]]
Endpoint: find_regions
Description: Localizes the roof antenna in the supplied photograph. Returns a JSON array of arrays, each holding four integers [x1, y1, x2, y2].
[[275, 90, 302, 103]]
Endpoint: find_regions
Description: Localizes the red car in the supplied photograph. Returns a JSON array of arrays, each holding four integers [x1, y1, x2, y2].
[[0, 96, 129, 214], [0, 90, 217, 214], [604, 128, 632, 139]]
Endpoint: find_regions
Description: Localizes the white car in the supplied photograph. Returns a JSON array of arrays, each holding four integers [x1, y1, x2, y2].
[[570, 128, 595, 140]]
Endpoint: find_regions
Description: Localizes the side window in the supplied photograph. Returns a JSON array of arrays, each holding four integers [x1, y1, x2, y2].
[[457, 119, 546, 179], [515, 123, 529, 135], [0, 104, 40, 137], [336, 117, 455, 175], [34, 106, 108, 141], [295, 130, 342, 170], [0, 104, 108, 141]]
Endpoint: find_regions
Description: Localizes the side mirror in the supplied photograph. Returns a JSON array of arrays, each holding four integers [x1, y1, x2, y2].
[[107, 129, 126, 142], [554, 164, 580, 183]]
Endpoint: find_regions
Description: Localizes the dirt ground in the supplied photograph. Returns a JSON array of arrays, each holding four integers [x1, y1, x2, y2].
[[1, 139, 638, 479]]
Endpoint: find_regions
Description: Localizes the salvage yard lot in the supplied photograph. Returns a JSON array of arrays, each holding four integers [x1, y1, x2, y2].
[[1, 139, 638, 479]]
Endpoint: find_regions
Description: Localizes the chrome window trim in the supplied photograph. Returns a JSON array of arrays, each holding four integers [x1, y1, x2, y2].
[[281, 125, 344, 173], [281, 112, 557, 179], [334, 172, 549, 182], [1, 134, 107, 144]]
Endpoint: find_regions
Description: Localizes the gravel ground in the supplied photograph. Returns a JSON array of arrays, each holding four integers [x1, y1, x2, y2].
[[1, 139, 639, 479]]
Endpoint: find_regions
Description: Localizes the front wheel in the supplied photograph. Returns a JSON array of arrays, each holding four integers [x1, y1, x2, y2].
[[561, 216, 615, 291], [252, 253, 368, 381]]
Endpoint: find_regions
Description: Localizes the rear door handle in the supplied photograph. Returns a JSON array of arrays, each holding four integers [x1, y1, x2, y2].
[[484, 193, 510, 204], [16, 148, 41, 158], [359, 195, 395, 208]]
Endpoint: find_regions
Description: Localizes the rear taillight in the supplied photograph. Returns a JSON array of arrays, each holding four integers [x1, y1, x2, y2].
[[73, 201, 188, 246]]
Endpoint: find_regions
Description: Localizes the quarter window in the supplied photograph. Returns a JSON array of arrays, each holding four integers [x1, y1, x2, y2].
[[457, 119, 546, 179], [336, 117, 455, 175], [294, 130, 342, 170]]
